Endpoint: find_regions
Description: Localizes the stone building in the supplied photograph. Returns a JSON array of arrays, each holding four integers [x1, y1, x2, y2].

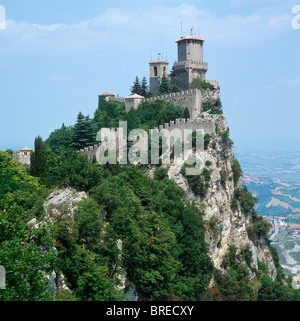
[[13, 147, 34, 165], [173, 32, 208, 90], [98, 91, 115, 101], [99, 32, 214, 114], [124, 93, 145, 112], [149, 57, 169, 95]]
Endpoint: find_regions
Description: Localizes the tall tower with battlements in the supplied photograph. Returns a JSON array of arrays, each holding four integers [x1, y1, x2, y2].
[[173, 31, 208, 90], [149, 57, 169, 95]]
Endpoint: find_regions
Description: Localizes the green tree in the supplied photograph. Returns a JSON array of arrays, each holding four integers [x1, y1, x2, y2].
[[141, 76, 149, 97], [42, 149, 103, 191], [45, 123, 73, 154], [131, 76, 142, 95], [158, 74, 172, 95], [0, 152, 56, 301], [184, 107, 190, 120], [232, 159, 242, 187], [169, 65, 182, 93], [74, 199, 103, 252], [71, 112, 95, 150], [0, 151, 39, 199], [94, 97, 126, 129], [30, 136, 46, 178]]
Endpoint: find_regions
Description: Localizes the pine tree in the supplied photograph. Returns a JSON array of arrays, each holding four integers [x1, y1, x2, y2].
[[158, 73, 172, 95], [140, 76, 149, 97], [184, 107, 190, 120], [30, 136, 46, 177], [45, 123, 73, 153], [130, 76, 141, 95], [169, 66, 182, 93], [71, 112, 95, 150]]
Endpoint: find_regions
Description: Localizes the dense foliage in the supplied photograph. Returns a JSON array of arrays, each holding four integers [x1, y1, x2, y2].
[[2, 98, 300, 301], [0, 151, 55, 300]]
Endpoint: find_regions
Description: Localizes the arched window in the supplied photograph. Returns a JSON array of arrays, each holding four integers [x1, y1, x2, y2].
[[154, 66, 158, 76], [163, 66, 166, 74]]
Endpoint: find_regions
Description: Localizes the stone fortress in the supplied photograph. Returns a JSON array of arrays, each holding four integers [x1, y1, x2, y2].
[[99, 30, 219, 118], [82, 31, 220, 159]]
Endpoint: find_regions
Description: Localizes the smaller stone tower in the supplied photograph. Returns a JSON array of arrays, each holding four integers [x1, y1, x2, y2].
[[149, 56, 169, 95]]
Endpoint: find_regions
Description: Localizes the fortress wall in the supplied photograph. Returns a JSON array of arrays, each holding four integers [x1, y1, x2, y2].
[[151, 118, 214, 135], [108, 97, 126, 103], [106, 88, 205, 120], [81, 118, 214, 161], [145, 88, 202, 119]]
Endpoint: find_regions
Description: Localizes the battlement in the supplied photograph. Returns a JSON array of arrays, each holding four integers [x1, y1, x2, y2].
[[145, 88, 199, 102], [108, 97, 126, 103], [151, 117, 214, 135], [173, 61, 208, 71], [104, 83, 219, 121], [146, 88, 202, 120], [80, 117, 215, 161]]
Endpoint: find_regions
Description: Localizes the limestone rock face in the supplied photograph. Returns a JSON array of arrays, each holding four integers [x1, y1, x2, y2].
[[167, 88, 277, 281], [44, 188, 88, 220], [33, 189, 88, 293]]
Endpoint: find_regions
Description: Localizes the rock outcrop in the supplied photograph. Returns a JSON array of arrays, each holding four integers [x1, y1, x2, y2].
[[167, 87, 277, 281]]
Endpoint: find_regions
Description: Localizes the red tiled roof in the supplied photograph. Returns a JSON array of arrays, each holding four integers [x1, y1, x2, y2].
[[98, 91, 115, 96], [149, 59, 169, 64], [176, 35, 205, 43], [125, 93, 145, 99], [18, 147, 34, 152]]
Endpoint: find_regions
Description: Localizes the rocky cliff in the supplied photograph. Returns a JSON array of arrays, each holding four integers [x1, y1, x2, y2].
[[167, 86, 277, 282]]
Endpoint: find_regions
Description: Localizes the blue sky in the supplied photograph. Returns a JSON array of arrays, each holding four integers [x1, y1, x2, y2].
[[0, 0, 299, 151]]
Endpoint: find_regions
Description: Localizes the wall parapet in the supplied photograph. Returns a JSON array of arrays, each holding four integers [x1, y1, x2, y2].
[[144, 88, 201, 104], [80, 117, 215, 161]]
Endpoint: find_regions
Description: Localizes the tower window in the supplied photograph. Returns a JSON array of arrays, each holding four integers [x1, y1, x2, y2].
[[163, 66, 166, 74], [154, 66, 158, 76]]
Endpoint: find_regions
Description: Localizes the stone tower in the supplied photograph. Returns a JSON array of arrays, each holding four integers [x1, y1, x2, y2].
[[149, 57, 169, 95], [173, 31, 208, 90]]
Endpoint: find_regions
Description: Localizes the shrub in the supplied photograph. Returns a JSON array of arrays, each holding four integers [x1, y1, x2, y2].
[[240, 186, 258, 217], [220, 170, 227, 186], [201, 101, 223, 115], [181, 163, 211, 196], [154, 167, 169, 181], [220, 128, 231, 144], [232, 159, 242, 187], [202, 168, 211, 182], [208, 215, 220, 239], [239, 245, 253, 267], [231, 197, 238, 210], [204, 134, 211, 150], [205, 160, 212, 166], [190, 78, 214, 91]]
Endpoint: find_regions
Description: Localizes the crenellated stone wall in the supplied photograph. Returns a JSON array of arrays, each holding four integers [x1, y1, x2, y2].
[[80, 117, 215, 162], [153, 117, 214, 134], [145, 88, 202, 119]]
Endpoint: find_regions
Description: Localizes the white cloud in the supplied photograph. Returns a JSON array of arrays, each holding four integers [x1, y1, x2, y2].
[[0, 4, 292, 54]]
